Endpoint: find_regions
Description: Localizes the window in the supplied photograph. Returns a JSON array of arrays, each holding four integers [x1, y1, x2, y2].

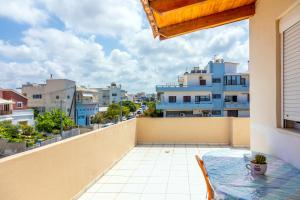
[[195, 95, 210, 103], [212, 78, 221, 83], [212, 110, 221, 115], [32, 94, 42, 99], [212, 94, 221, 99], [112, 93, 117, 96], [199, 78, 206, 85], [281, 12, 300, 129], [4, 104, 10, 111], [225, 96, 237, 102], [56, 95, 59, 99], [16, 102, 23, 108], [240, 77, 246, 85], [169, 96, 176, 103], [67, 95, 70, 99], [183, 96, 191, 103]]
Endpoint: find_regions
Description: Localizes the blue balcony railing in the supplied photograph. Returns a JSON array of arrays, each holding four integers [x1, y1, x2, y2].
[[156, 102, 213, 110], [224, 102, 249, 109], [156, 85, 212, 92], [156, 84, 249, 92], [223, 85, 249, 91]]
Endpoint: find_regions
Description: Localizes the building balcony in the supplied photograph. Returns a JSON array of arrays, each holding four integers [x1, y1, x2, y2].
[[0, 110, 12, 115], [156, 85, 213, 92], [77, 99, 99, 104], [156, 102, 213, 110], [223, 84, 249, 91], [224, 102, 250, 109]]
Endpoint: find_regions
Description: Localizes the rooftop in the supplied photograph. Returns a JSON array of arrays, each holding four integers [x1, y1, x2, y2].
[[78, 144, 234, 200]]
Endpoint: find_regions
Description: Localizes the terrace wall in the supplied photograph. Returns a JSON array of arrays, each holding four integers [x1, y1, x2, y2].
[[0, 119, 137, 200], [136, 117, 250, 147]]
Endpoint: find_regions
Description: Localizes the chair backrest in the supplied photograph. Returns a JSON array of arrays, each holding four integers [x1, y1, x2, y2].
[[195, 155, 214, 200]]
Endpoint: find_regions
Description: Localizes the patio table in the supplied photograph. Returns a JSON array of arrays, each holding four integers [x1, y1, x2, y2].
[[202, 149, 300, 200]]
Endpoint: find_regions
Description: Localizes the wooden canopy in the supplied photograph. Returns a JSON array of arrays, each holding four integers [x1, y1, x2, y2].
[[141, 0, 256, 40]]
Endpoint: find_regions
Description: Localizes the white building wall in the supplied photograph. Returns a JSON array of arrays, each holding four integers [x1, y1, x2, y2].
[[163, 91, 211, 103], [11, 109, 35, 126], [224, 62, 238, 74], [185, 74, 212, 86]]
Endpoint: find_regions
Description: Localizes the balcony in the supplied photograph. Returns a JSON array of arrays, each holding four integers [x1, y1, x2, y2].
[[156, 102, 213, 110], [224, 102, 250, 109], [0, 110, 12, 115], [77, 99, 98, 104], [223, 84, 249, 92], [156, 85, 212, 92], [0, 118, 249, 200]]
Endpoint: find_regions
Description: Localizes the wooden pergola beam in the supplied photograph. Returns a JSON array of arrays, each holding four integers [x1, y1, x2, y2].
[[150, 0, 207, 13], [158, 3, 255, 39]]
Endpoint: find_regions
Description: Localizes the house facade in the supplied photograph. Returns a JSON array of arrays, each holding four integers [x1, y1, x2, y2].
[[0, 89, 34, 126], [156, 59, 250, 117], [76, 87, 99, 126], [21, 79, 76, 119]]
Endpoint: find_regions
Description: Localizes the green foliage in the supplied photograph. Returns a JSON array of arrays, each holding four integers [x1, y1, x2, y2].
[[122, 106, 130, 117], [253, 154, 267, 164], [33, 109, 40, 118], [0, 121, 20, 139], [20, 125, 35, 136], [104, 103, 131, 122], [35, 109, 75, 133], [121, 101, 137, 112], [0, 121, 48, 146], [92, 112, 106, 124], [106, 104, 121, 121], [142, 101, 163, 117]]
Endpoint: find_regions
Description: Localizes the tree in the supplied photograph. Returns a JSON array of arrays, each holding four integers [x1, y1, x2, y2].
[[121, 101, 137, 112], [142, 101, 163, 117], [35, 109, 75, 133], [105, 103, 131, 122], [91, 112, 106, 124]]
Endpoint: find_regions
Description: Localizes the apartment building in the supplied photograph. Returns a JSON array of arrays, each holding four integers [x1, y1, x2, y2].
[[21, 79, 76, 119], [156, 58, 250, 117], [0, 89, 34, 125], [76, 87, 99, 126], [93, 82, 127, 107]]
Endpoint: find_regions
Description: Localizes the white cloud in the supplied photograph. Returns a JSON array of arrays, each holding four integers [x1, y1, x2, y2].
[[0, 0, 48, 25], [42, 0, 142, 37], [0, 28, 144, 92]]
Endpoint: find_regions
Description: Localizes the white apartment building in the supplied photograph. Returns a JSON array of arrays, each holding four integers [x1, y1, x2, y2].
[[21, 79, 76, 119], [93, 83, 127, 107]]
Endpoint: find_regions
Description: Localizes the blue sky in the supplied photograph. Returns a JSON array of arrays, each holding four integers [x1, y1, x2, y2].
[[0, 0, 249, 93]]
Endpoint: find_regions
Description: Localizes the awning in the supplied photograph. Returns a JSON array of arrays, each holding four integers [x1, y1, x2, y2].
[[99, 107, 108, 112], [141, 0, 256, 40], [0, 98, 13, 105], [82, 93, 93, 97]]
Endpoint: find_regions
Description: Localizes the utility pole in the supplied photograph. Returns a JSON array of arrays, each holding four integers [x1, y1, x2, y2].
[[60, 99, 63, 136], [120, 84, 122, 122]]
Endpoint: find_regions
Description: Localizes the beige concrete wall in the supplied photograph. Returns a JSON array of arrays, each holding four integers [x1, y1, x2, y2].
[[136, 117, 250, 147], [249, 0, 300, 168], [0, 119, 137, 200], [231, 118, 250, 147]]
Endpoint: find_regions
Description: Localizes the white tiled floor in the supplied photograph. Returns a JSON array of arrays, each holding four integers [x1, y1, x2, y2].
[[78, 144, 231, 200]]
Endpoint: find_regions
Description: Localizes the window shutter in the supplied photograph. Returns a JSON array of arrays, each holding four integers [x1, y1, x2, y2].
[[283, 20, 300, 121]]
